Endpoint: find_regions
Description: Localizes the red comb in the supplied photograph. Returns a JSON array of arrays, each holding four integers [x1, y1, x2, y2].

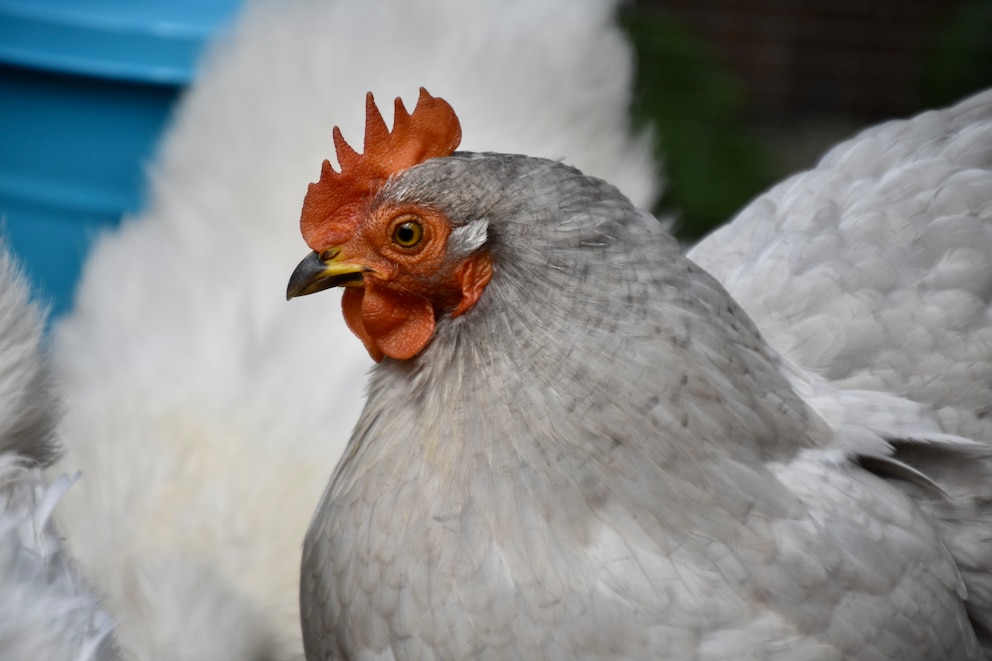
[[300, 88, 462, 249]]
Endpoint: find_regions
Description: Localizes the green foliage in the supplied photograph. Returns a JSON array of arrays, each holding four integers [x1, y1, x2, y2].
[[922, 0, 992, 107], [619, 6, 776, 242]]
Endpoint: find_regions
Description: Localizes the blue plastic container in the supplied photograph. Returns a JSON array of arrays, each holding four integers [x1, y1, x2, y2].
[[0, 0, 241, 317]]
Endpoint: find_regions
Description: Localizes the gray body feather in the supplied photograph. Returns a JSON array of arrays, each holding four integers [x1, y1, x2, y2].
[[690, 88, 992, 651], [0, 246, 118, 661]]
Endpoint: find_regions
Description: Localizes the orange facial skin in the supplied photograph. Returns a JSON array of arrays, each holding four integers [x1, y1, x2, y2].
[[329, 203, 492, 362]]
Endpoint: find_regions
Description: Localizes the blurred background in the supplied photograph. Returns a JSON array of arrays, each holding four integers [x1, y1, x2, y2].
[[624, 0, 992, 240], [0, 0, 241, 316], [1, 0, 991, 313]]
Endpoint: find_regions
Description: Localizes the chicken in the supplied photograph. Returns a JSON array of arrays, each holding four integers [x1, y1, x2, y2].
[[0, 245, 117, 660], [288, 88, 992, 659], [47, 1, 657, 659]]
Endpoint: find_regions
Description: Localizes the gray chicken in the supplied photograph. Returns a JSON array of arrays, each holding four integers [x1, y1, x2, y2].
[[0, 245, 117, 660], [288, 89, 992, 659]]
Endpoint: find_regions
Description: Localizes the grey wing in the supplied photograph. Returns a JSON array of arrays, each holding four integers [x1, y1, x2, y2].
[[689, 88, 992, 649], [688, 88, 992, 441]]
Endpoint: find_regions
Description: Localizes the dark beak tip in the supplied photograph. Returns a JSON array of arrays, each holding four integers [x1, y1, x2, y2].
[[286, 251, 325, 300], [286, 250, 364, 300]]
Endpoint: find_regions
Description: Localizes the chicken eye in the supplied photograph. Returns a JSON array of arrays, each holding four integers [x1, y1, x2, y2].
[[391, 219, 423, 248]]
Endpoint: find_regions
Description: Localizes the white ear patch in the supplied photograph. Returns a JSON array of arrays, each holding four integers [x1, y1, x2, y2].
[[448, 218, 489, 256]]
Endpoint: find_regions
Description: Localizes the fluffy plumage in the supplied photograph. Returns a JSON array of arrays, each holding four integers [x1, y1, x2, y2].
[[0, 246, 117, 660], [297, 91, 992, 658], [689, 87, 992, 650], [48, 1, 657, 659], [0, 248, 57, 468], [689, 89, 992, 440]]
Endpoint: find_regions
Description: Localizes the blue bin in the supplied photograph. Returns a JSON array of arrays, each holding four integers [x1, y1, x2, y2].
[[0, 0, 241, 317]]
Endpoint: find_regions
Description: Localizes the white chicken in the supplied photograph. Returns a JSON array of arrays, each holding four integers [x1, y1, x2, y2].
[[46, 1, 657, 659]]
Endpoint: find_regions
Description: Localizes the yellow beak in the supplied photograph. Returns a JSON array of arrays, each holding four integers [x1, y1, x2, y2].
[[286, 249, 367, 300]]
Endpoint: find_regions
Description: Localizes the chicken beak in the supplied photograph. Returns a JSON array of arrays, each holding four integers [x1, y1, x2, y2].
[[286, 249, 367, 300]]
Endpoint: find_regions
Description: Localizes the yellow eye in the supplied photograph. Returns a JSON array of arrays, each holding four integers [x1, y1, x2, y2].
[[391, 218, 423, 248]]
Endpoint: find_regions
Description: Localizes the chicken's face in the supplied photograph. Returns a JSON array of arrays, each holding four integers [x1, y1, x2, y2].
[[286, 89, 492, 362], [287, 198, 493, 362]]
